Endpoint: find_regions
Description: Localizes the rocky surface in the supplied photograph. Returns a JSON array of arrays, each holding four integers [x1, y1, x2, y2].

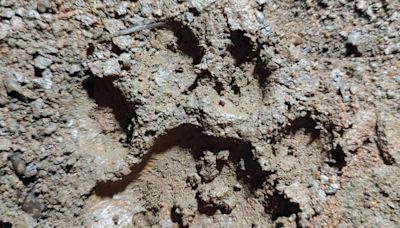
[[0, 0, 399, 227]]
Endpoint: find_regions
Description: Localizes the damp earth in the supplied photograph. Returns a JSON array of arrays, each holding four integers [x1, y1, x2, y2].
[[0, 0, 399, 227]]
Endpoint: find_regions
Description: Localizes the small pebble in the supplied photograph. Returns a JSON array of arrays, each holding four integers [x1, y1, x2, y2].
[[34, 55, 53, 70], [325, 183, 340, 195], [289, 34, 304, 46], [103, 18, 125, 34], [37, 0, 52, 13], [88, 60, 103, 77], [0, 8, 15, 18], [8, 103, 19, 111], [9, 153, 26, 177], [347, 31, 361, 46], [15, 8, 26, 17], [69, 64, 81, 75], [384, 44, 399, 55], [141, 1, 153, 18], [386, 90, 395, 99], [30, 99, 44, 119], [116, 2, 129, 16], [0, 138, 11, 151], [44, 123, 58, 135], [113, 36, 134, 51], [320, 175, 329, 184], [318, 189, 327, 201], [356, 0, 368, 11], [233, 183, 242, 191], [186, 173, 201, 189], [24, 163, 38, 178], [26, 9, 40, 19], [10, 16, 25, 31], [103, 58, 121, 77], [33, 77, 52, 90], [75, 13, 98, 27], [22, 194, 46, 219], [33, 69, 53, 90], [216, 150, 230, 161], [0, 92, 8, 106], [119, 53, 132, 69], [0, 152, 9, 164], [62, 115, 74, 128], [0, 23, 11, 40]]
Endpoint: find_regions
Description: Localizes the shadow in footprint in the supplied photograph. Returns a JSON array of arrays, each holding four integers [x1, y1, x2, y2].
[[93, 123, 268, 198]]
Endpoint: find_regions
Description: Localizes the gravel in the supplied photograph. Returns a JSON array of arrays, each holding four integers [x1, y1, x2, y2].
[[0, 1, 399, 227]]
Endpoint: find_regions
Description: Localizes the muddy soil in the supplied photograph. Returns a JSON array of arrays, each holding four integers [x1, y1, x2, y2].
[[0, 0, 399, 227]]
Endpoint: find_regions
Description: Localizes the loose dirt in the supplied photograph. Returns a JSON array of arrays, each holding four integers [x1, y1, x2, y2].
[[0, 0, 399, 227]]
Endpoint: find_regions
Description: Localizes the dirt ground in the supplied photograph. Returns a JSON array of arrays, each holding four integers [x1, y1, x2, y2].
[[0, 0, 399, 227]]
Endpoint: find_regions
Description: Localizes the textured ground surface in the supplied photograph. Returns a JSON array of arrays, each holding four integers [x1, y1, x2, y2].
[[0, 0, 399, 227]]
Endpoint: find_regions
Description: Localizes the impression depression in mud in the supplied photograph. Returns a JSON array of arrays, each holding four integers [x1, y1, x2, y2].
[[0, 0, 399, 227]]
